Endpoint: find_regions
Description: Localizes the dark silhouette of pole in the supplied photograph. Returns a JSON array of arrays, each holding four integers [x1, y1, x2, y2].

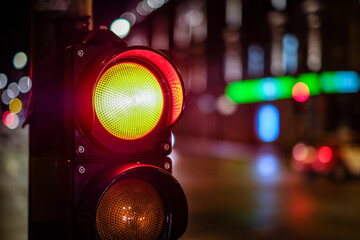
[[30, 0, 92, 239]]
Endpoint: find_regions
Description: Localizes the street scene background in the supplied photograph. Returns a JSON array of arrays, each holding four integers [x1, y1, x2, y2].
[[1, 0, 360, 239]]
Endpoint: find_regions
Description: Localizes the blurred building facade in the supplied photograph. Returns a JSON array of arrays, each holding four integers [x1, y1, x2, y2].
[[85, 0, 360, 147]]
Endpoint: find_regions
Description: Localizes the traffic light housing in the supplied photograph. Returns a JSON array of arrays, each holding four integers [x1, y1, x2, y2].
[[69, 33, 184, 155], [67, 30, 187, 239], [30, 29, 187, 240]]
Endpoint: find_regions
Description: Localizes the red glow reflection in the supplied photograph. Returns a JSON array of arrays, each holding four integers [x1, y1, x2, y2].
[[288, 190, 313, 230]]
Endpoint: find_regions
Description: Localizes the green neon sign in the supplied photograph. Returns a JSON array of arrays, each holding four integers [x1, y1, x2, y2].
[[226, 71, 359, 104]]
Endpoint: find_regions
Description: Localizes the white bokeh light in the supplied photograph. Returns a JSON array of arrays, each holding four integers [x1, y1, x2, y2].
[[13, 52, 28, 70], [110, 19, 131, 38], [18, 76, 32, 93], [0, 73, 8, 89], [147, 0, 165, 9], [8, 82, 20, 98]]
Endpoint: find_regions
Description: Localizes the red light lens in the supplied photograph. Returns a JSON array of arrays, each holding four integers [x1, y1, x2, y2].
[[93, 62, 164, 140], [116, 49, 184, 125], [318, 146, 333, 163]]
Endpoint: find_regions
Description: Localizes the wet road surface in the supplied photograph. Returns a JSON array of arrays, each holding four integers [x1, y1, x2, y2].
[[174, 136, 360, 240]]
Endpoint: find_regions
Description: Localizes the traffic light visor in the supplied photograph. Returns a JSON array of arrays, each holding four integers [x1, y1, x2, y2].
[[93, 62, 164, 140], [96, 178, 166, 240]]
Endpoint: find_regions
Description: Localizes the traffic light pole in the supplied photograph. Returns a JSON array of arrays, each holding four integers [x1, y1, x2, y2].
[[30, 0, 92, 239]]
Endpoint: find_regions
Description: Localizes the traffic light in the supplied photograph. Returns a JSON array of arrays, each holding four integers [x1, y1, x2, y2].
[[30, 29, 187, 240], [68, 30, 187, 239]]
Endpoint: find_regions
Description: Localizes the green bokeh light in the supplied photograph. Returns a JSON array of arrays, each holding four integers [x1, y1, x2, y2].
[[297, 73, 321, 96], [226, 71, 359, 104]]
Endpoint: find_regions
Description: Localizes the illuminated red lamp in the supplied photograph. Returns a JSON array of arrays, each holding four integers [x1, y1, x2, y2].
[[2, 111, 19, 129], [292, 82, 310, 102], [317, 146, 333, 163], [117, 48, 184, 125], [76, 46, 185, 154], [93, 61, 164, 140], [2, 111, 13, 126]]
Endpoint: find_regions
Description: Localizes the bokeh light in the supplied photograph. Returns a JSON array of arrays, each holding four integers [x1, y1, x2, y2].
[[255, 154, 279, 178], [271, 0, 287, 11], [248, 44, 264, 78], [184, 9, 205, 28], [226, 0, 242, 29], [8, 82, 20, 98], [334, 71, 359, 93], [226, 76, 295, 104], [261, 77, 278, 100], [0, 73, 8, 89], [18, 76, 32, 93], [297, 73, 321, 96], [257, 104, 280, 142], [318, 146, 333, 163], [197, 94, 216, 114], [9, 98, 22, 114], [2, 90, 13, 105], [110, 19, 131, 38], [147, 0, 165, 9], [224, 50, 242, 83], [120, 12, 137, 26], [137, 0, 154, 16], [171, 132, 175, 147], [2, 111, 20, 129], [282, 34, 299, 74], [2, 111, 13, 126], [292, 143, 308, 161], [255, 152, 281, 185], [292, 82, 310, 102], [216, 95, 237, 115], [13, 52, 28, 70]]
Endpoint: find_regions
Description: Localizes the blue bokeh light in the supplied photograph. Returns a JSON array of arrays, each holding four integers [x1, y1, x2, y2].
[[255, 153, 279, 178], [257, 104, 280, 142], [335, 71, 359, 93], [282, 34, 299, 75], [261, 77, 277, 101], [248, 44, 264, 78]]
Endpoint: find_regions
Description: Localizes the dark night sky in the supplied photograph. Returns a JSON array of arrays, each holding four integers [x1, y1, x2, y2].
[[0, 0, 125, 72], [93, 0, 132, 27], [0, 0, 137, 74], [0, 0, 30, 74]]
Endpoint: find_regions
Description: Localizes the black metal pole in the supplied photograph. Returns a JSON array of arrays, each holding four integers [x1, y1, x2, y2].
[[30, 0, 92, 239]]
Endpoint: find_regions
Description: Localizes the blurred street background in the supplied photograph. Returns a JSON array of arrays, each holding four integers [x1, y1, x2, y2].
[[2, 0, 360, 239]]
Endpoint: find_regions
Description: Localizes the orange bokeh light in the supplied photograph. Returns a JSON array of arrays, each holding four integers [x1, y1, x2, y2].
[[292, 82, 310, 102]]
